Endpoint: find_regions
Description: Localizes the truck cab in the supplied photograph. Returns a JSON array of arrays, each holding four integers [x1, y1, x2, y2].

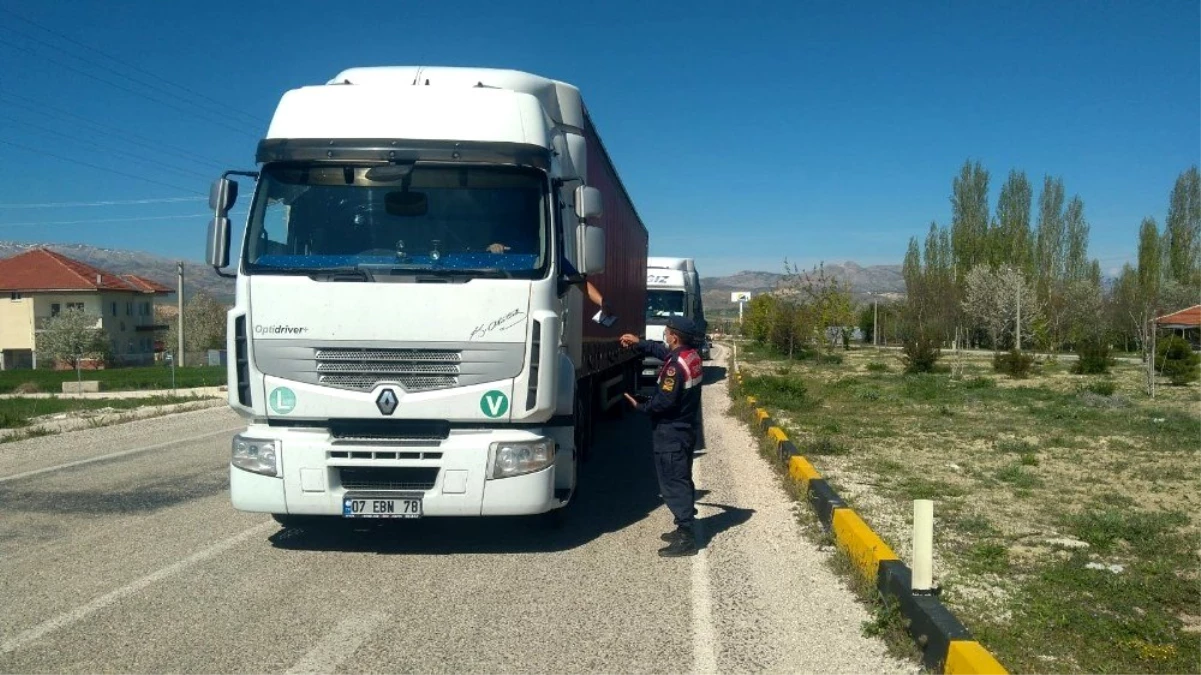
[[640, 257, 708, 390], [205, 66, 647, 527]]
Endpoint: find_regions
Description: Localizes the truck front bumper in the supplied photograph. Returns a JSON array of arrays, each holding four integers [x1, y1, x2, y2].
[[229, 424, 560, 518]]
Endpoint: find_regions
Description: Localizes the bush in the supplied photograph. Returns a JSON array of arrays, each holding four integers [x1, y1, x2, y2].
[[900, 333, 941, 373], [816, 353, 844, 366], [746, 375, 810, 405], [994, 349, 1035, 378], [13, 382, 39, 394], [1083, 380, 1116, 397], [866, 361, 889, 373], [1072, 340, 1115, 375], [1156, 336, 1200, 385]]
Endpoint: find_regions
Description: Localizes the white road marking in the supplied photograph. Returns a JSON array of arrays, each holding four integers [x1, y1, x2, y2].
[[285, 611, 390, 674], [0, 520, 274, 655], [0, 426, 242, 483], [692, 436, 719, 675]]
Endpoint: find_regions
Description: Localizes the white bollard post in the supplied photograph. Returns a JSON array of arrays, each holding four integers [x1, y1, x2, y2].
[[912, 499, 934, 593]]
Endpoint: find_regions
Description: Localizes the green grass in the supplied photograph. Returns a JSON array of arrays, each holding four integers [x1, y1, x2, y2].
[[737, 343, 1200, 674], [0, 396, 199, 429], [965, 541, 1010, 574], [0, 365, 225, 394], [1065, 507, 1189, 556]]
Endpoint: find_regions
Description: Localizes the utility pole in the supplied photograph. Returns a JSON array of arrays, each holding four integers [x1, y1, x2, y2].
[[177, 261, 185, 368], [873, 299, 878, 347], [1016, 281, 1022, 352], [1149, 319, 1156, 399]]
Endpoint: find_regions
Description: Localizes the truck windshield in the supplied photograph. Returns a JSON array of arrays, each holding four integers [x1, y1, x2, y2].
[[646, 290, 686, 323], [244, 163, 549, 277]]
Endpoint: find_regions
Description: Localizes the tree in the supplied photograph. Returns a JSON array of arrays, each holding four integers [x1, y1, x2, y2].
[[993, 170, 1034, 273], [1156, 336, 1200, 385], [1034, 175, 1066, 297], [781, 260, 855, 353], [164, 293, 229, 365], [962, 266, 1039, 352], [1134, 218, 1163, 394], [1064, 196, 1090, 282], [951, 160, 991, 285], [1164, 166, 1201, 287], [37, 307, 109, 369]]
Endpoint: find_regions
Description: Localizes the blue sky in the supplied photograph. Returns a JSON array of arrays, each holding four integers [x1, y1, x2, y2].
[[0, 0, 1196, 277]]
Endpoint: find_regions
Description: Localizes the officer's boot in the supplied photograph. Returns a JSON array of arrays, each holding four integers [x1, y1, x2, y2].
[[657, 526, 698, 557], [660, 526, 687, 542]]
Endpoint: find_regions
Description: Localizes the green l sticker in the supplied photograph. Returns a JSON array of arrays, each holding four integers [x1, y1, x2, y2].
[[269, 386, 297, 414], [480, 390, 509, 418]]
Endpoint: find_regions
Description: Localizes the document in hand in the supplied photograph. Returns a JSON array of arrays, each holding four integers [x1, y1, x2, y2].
[[592, 309, 618, 327]]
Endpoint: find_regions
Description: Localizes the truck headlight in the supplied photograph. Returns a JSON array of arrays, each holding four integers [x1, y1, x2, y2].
[[232, 435, 279, 477], [488, 439, 555, 479]]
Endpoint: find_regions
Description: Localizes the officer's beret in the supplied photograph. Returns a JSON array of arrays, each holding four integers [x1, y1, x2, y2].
[[666, 316, 701, 340]]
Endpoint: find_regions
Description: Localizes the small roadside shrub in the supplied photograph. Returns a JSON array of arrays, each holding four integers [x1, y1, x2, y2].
[[900, 333, 941, 373], [816, 353, 844, 366], [804, 436, 848, 455], [963, 376, 996, 390], [993, 349, 1034, 378], [747, 375, 810, 404], [1155, 336, 1200, 385], [1083, 380, 1116, 397], [1072, 339, 1115, 375], [13, 382, 39, 394], [865, 361, 889, 373]]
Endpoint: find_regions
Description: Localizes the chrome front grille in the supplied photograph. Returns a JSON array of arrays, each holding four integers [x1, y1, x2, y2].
[[314, 348, 461, 392]]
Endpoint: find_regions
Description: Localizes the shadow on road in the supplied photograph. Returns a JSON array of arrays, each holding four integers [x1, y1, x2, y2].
[[695, 502, 755, 549], [269, 411, 671, 555], [703, 364, 728, 385]]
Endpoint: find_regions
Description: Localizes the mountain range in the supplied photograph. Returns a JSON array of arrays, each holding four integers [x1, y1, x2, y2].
[[0, 242, 232, 303], [0, 242, 906, 309], [701, 261, 905, 313]]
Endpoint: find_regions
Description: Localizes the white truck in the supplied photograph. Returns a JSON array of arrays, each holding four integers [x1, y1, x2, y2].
[[205, 66, 648, 526], [640, 257, 709, 389]]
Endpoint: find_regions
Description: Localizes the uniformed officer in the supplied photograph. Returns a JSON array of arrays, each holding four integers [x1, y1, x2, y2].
[[620, 317, 705, 557]]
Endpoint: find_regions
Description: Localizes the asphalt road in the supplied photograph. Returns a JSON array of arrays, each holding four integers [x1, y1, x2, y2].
[[0, 346, 913, 674]]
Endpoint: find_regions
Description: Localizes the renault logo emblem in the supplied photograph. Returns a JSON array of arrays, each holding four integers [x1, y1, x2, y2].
[[375, 388, 398, 415]]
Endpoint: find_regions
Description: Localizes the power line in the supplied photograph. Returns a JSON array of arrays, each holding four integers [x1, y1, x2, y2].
[[0, 35, 259, 138], [0, 113, 216, 180], [0, 197, 205, 209], [0, 92, 231, 169], [0, 211, 246, 228], [0, 6, 268, 126], [0, 138, 203, 195]]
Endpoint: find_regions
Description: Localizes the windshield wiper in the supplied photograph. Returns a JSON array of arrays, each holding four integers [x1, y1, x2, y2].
[[249, 265, 372, 281]]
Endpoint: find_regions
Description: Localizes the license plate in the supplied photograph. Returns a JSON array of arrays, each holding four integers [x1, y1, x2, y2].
[[342, 497, 422, 519]]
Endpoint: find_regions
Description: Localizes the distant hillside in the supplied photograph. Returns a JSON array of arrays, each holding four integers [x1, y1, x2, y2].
[[0, 242, 234, 303], [702, 261, 905, 313]]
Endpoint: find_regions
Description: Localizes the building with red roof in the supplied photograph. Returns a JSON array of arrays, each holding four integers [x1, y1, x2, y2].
[[1155, 304, 1201, 349], [0, 248, 172, 369]]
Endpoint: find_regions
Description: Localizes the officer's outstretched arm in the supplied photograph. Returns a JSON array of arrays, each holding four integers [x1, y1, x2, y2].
[[638, 340, 671, 361], [637, 363, 684, 415]]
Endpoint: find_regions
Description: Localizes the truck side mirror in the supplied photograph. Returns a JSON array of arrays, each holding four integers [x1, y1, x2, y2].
[[574, 186, 602, 220], [207, 216, 230, 269], [209, 177, 238, 215], [577, 225, 606, 275], [207, 177, 236, 270]]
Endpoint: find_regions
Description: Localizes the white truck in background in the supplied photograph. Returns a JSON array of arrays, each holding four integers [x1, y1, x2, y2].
[[640, 257, 709, 390], [205, 66, 648, 527]]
